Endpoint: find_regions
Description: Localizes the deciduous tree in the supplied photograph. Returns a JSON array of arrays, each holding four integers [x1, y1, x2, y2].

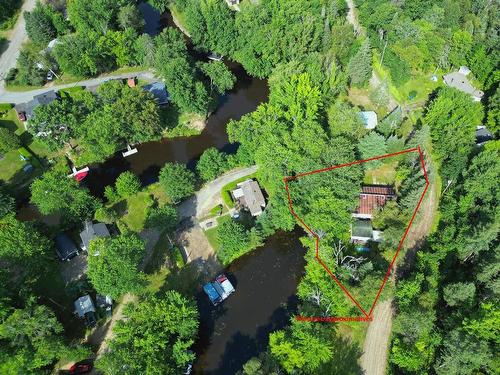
[[96, 292, 198, 374], [87, 234, 146, 299], [159, 162, 196, 202]]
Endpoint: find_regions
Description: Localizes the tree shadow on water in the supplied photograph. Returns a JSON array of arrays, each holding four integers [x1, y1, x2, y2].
[[214, 332, 258, 375]]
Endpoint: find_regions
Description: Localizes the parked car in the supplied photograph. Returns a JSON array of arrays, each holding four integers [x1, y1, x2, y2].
[[69, 361, 92, 374], [203, 274, 235, 305], [46, 70, 54, 81]]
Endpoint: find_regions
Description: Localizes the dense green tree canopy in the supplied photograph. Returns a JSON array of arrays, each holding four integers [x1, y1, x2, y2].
[[0, 190, 14, 218], [24, 2, 57, 46], [115, 171, 141, 198], [158, 162, 196, 202], [199, 61, 236, 94], [196, 147, 229, 182], [425, 87, 484, 181], [0, 128, 21, 154], [97, 292, 199, 374], [0, 215, 52, 277], [87, 234, 146, 299], [30, 168, 100, 220], [154, 28, 210, 114]]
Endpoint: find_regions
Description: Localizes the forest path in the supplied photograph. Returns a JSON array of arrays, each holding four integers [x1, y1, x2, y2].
[[346, 0, 361, 34]]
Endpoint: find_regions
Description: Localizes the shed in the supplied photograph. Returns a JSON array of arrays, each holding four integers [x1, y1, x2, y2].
[[143, 82, 170, 105], [359, 111, 378, 129], [232, 179, 266, 216], [127, 77, 137, 88], [79, 221, 110, 251], [55, 233, 79, 261], [74, 295, 96, 318]]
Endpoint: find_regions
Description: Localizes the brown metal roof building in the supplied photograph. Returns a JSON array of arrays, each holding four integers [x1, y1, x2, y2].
[[353, 185, 395, 219]]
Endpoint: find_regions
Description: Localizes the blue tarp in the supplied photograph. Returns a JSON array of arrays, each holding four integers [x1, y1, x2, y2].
[[203, 283, 221, 304]]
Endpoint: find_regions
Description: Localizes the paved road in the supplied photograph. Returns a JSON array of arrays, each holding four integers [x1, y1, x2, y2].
[[0, 71, 155, 104], [178, 165, 258, 219], [0, 0, 35, 88]]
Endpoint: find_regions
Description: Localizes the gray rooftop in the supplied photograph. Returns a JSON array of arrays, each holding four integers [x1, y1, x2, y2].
[[74, 295, 95, 318], [14, 90, 58, 120], [234, 179, 266, 216], [443, 72, 483, 100], [80, 221, 110, 250], [143, 82, 169, 104]]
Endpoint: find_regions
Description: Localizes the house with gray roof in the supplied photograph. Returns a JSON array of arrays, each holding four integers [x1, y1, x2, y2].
[[14, 90, 59, 126], [443, 67, 484, 101], [74, 295, 97, 327], [143, 82, 170, 105], [232, 179, 266, 216], [79, 221, 110, 252]]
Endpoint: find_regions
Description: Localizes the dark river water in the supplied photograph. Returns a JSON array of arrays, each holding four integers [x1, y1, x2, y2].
[[194, 231, 306, 374]]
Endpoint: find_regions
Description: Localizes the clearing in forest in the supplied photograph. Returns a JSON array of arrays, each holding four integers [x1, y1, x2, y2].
[[283, 147, 429, 322]]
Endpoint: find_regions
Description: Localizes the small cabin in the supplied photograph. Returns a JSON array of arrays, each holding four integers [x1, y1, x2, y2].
[[359, 111, 378, 129], [79, 220, 110, 252], [351, 185, 395, 243], [231, 179, 266, 216], [74, 295, 97, 327]]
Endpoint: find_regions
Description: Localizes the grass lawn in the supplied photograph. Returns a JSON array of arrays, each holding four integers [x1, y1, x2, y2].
[[121, 192, 154, 232], [0, 150, 26, 180], [161, 108, 204, 138], [0, 109, 54, 187], [364, 161, 398, 185], [204, 215, 231, 252], [146, 182, 171, 206]]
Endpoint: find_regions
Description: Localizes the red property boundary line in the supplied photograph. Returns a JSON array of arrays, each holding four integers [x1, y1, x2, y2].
[[283, 146, 430, 322]]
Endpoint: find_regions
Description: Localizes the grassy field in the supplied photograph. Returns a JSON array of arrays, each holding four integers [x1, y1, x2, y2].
[[364, 161, 398, 185], [0, 109, 53, 186]]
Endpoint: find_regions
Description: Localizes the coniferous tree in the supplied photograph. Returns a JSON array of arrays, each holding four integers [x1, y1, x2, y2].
[[348, 39, 372, 87]]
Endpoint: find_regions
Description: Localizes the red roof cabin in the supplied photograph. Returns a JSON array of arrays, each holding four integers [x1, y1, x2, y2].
[[353, 185, 395, 219]]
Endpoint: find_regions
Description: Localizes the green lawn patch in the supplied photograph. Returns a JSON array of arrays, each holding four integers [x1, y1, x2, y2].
[[364, 161, 397, 185], [204, 215, 231, 252], [59, 86, 85, 99], [121, 192, 154, 232], [220, 172, 258, 208]]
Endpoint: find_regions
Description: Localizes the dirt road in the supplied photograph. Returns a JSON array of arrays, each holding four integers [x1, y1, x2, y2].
[[0, 71, 154, 103], [0, 0, 35, 86], [346, 0, 361, 34], [360, 300, 393, 375]]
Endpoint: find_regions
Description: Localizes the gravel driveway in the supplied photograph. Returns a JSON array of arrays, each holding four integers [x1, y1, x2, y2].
[[0, 0, 36, 87]]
